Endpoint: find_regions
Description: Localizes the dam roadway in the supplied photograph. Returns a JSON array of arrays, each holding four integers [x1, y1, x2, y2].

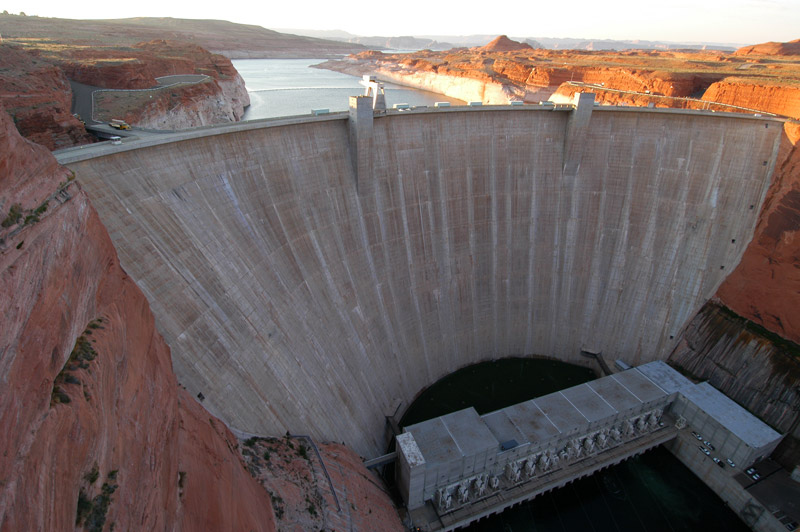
[[57, 104, 782, 456]]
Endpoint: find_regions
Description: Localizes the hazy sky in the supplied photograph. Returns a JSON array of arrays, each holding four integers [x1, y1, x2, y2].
[[3, 0, 797, 45]]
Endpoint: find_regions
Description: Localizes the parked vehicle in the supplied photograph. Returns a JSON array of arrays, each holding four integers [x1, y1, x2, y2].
[[109, 119, 131, 130], [699, 447, 710, 456], [726, 459, 735, 468]]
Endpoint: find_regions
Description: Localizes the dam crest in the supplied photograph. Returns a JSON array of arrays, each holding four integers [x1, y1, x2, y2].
[[59, 101, 782, 456]]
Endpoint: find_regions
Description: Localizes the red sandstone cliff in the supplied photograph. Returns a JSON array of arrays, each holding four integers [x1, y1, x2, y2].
[[2, 38, 250, 147], [702, 81, 800, 120], [715, 122, 800, 344], [240, 437, 405, 531], [0, 44, 94, 150], [44, 39, 250, 130], [0, 106, 274, 531]]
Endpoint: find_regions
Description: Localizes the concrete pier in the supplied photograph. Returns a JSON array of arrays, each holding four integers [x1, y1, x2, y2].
[[61, 106, 782, 455]]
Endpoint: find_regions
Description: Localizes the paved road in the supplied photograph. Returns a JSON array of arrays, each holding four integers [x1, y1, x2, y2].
[[69, 80, 101, 124], [155, 74, 209, 85], [69, 75, 210, 131]]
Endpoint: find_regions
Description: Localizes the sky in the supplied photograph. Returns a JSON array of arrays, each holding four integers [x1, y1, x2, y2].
[[2, 0, 797, 46]]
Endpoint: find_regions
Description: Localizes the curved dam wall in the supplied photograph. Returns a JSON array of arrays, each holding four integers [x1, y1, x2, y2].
[[63, 107, 780, 455]]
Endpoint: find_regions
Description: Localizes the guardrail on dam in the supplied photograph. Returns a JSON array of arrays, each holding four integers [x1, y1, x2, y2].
[[59, 101, 783, 456]]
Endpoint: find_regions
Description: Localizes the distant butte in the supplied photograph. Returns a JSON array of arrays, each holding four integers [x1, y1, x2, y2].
[[478, 35, 534, 52]]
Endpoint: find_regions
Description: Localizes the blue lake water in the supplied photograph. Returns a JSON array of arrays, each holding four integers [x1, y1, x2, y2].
[[232, 58, 464, 119]]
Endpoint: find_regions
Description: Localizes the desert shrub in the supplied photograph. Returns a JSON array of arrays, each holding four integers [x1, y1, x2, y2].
[[1, 203, 22, 227]]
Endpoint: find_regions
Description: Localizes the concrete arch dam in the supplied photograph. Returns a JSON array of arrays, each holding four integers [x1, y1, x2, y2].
[[62, 106, 781, 456]]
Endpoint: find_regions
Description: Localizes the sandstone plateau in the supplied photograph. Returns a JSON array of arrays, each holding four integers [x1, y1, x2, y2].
[[0, 14, 369, 59], [0, 105, 402, 530]]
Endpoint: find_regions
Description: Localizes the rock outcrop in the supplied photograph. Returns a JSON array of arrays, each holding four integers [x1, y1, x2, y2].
[[2, 38, 250, 146], [0, 44, 94, 150], [702, 81, 800, 119], [716, 122, 800, 343], [479, 35, 533, 53], [669, 303, 800, 438], [0, 105, 275, 531], [240, 436, 404, 531], [53, 39, 251, 129]]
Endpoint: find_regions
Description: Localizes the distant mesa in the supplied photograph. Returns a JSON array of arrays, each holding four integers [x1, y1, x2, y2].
[[735, 38, 800, 56], [479, 35, 533, 52]]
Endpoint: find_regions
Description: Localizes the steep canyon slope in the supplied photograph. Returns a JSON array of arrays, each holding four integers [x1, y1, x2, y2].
[[0, 106, 276, 531], [0, 102, 403, 530]]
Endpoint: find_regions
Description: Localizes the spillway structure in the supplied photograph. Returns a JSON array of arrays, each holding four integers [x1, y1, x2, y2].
[[59, 97, 782, 456]]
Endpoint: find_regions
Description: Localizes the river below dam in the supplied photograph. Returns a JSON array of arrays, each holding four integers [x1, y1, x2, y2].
[[232, 58, 464, 119], [399, 357, 750, 532]]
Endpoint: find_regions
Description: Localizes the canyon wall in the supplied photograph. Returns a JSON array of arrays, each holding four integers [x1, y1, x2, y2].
[[65, 40, 250, 131], [701, 81, 800, 120], [0, 106, 276, 531], [2, 39, 250, 148], [95, 78, 249, 131], [63, 108, 780, 456], [715, 122, 800, 344], [0, 44, 94, 150], [668, 303, 800, 439]]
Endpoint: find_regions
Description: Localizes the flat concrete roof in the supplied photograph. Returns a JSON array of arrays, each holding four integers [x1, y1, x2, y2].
[[407, 365, 682, 462], [405, 408, 498, 464], [400, 362, 781, 470], [503, 400, 561, 443], [635, 361, 694, 394], [561, 385, 617, 422], [586, 377, 642, 412], [680, 382, 782, 449], [482, 410, 527, 447], [610, 369, 666, 403]]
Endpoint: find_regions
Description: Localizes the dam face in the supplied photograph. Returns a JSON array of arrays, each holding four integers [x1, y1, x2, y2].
[[63, 107, 780, 455]]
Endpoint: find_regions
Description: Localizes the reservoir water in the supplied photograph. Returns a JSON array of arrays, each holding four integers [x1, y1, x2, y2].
[[399, 357, 750, 532], [232, 58, 464, 120]]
